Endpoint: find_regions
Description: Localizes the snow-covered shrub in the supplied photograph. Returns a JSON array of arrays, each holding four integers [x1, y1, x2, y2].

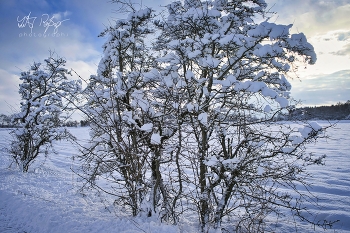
[[149, 0, 330, 231], [78, 0, 335, 231], [79, 5, 160, 217], [10, 54, 81, 172]]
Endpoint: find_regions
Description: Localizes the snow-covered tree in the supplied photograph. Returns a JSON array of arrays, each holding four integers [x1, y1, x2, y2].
[[152, 0, 333, 231], [10, 54, 81, 172], [80, 5, 160, 217]]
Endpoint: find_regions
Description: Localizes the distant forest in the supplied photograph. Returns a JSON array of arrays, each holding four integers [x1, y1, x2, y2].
[[288, 100, 350, 120]]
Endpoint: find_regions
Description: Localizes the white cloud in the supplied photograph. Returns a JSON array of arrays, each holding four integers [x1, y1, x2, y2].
[[331, 43, 350, 57], [335, 31, 350, 41], [290, 70, 350, 106], [266, 0, 350, 37], [0, 69, 21, 114], [289, 31, 350, 77], [52, 11, 71, 21], [67, 60, 98, 87]]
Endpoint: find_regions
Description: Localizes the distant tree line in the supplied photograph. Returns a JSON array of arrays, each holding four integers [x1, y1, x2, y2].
[[0, 114, 15, 128], [79, 120, 90, 127], [0, 113, 89, 128], [288, 100, 350, 120]]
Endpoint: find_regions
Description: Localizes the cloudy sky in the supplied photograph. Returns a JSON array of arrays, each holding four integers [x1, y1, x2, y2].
[[0, 0, 349, 116]]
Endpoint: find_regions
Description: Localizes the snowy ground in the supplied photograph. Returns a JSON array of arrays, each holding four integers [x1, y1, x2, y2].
[[0, 122, 349, 232]]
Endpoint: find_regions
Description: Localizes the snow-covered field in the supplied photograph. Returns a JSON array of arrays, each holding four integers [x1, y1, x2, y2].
[[0, 122, 349, 233]]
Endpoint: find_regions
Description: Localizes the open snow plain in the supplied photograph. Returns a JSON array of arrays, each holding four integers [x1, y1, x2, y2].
[[0, 121, 349, 233]]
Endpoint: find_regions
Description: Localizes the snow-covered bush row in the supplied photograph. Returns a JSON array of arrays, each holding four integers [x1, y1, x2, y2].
[[9, 0, 337, 232]]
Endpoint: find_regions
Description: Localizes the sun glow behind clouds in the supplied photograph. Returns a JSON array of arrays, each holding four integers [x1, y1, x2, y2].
[[263, 0, 350, 106], [297, 30, 350, 76], [290, 34, 350, 106], [290, 30, 350, 106]]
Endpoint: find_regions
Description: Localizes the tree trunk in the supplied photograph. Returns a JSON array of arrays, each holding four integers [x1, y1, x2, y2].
[[199, 126, 209, 232]]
